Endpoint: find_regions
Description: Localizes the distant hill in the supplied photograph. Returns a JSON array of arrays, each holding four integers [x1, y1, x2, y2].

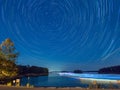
[[98, 65, 120, 74], [60, 70, 83, 73], [17, 65, 49, 77], [73, 70, 83, 73]]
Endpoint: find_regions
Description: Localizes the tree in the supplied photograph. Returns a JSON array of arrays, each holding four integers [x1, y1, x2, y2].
[[0, 38, 18, 82], [0, 38, 19, 62]]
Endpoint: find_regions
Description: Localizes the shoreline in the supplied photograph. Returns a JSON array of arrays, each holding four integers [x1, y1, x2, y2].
[[0, 85, 120, 90]]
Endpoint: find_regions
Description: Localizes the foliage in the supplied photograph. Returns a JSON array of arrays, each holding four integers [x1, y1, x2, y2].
[[0, 38, 18, 81], [0, 38, 19, 62], [98, 65, 120, 74], [17, 65, 48, 76]]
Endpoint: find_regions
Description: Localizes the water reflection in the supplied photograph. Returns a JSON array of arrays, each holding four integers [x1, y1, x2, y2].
[[20, 73, 88, 87], [20, 73, 120, 89], [59, 73, 120, 88]]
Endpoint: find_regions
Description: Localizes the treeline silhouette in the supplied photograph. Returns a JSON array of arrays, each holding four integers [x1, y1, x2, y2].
[[98, 65, 120, 74], [17, 65, 49, 77]]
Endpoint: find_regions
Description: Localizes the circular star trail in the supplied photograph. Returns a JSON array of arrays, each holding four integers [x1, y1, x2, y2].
[[0, 0, 120, 71]]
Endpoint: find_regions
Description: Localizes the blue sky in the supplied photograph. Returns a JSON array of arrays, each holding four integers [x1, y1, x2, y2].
[[0, 0, 120, 71]]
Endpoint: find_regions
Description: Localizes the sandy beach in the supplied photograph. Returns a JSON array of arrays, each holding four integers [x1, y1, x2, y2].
[[0, 86, 120, 90]]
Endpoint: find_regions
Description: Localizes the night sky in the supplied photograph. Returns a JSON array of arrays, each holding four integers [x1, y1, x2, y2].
[[0, 0, 120, 71]]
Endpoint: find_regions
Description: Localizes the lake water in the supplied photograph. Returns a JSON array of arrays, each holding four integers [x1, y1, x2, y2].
[[21, 73, 88, 87], [20, 73, 120, 88]]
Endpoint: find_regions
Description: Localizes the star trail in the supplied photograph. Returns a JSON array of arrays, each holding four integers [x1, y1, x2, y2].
[[0, 0, 120, 71]]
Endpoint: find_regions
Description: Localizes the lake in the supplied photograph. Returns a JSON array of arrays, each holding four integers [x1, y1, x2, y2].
[[20, 72, 120, 88], [20, 72, 88, 87]]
